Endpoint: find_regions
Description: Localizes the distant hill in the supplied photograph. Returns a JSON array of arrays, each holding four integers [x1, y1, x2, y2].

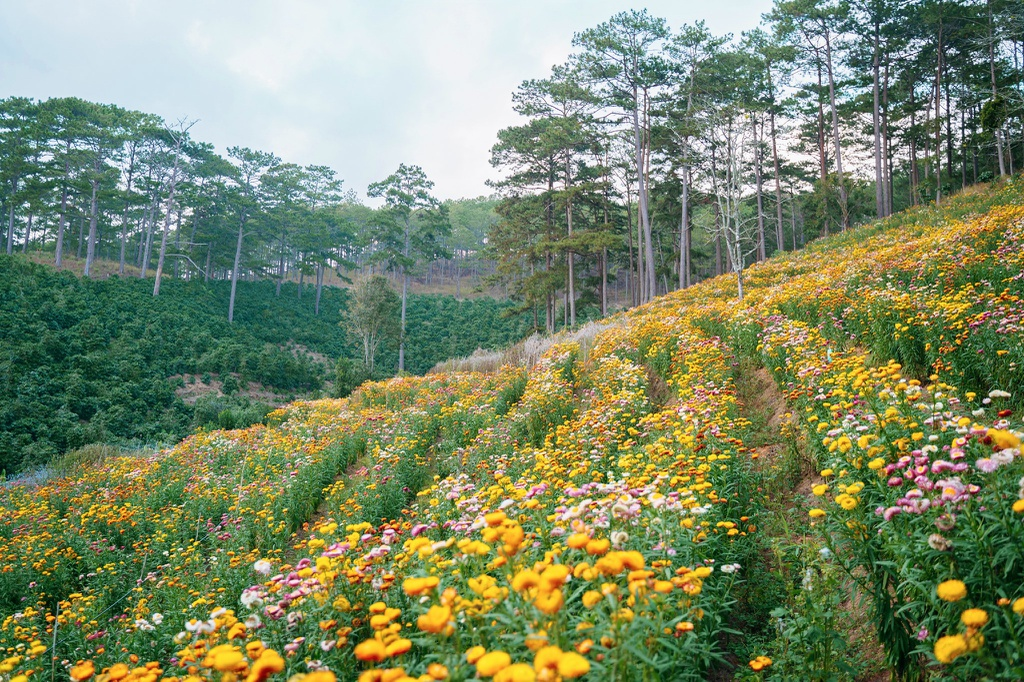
[[0, 256, 532, 473]]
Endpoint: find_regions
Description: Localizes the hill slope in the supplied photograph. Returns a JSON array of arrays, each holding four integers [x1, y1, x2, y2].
[[0, 259, 533, 472], [1, 179, 1023, 680]]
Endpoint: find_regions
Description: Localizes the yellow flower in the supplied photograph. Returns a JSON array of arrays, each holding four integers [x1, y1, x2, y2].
[[402, 576, 439, 596], [485, 511, 508, 527], [493, 663, 535, 682], [812, 484, 828, 496], [354, 639, 387, 663], [70, 662, 96, 682], [512, 570, 541, 593], [934, 635, 968, 664], [961, 608, 988, 628], [246, 650, 285, 682], [987, 429, 1021, 450], [1012, 598, 1024, 616], [426, 663, 449, 680], [936, 580, 967, 602], [582, 590, 603, 608], [835, 493, 858, 510], [556, 652, 590, 678], [305, 673, 337, 682], [1013, 499, 1024, 514], [808, 509, 826, 518], [534, 589, 564, 614], [476, 651, 511, 678], [417, 605, 452, 634], [466, 646, 486, 665], [384, 638, 412, 657]]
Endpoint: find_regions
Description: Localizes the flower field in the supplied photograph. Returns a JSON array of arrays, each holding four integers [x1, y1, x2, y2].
[[2, 178, 1024, 681]]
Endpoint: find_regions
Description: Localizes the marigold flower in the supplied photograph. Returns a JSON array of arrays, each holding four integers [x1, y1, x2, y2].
[[426, 663, 449, 680], [402, 576, 439, 596], [493, 663, 535, 682], [534, 589, 564, 614], [305, 673, 336, 682], [476, 651, 511, 677], [246, 650, 284, 682], [585, 538, 610, 555], [70, 662, 96, 682], [936, 580, 967, 602], [556, 652, 590, 678], [934, 634, 968, 663], [566, 533, 590, 550], [961, 608, 988, 628], [582, 590, 603, 608], [534, 646, 562, 671], [417, 604, 451, 634], [354, 639, 387, 663], [484, 511, 507, 527], [466, 646, 486, 665], [106, 664, 130, 681], [384, 638, 412, 657]]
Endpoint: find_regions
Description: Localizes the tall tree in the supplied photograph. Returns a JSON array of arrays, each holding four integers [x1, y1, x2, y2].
[[367, 164, 449, 372], [226, 147, 279, 323], [574, 9, 671, 304], [153, 119, 196, 296]]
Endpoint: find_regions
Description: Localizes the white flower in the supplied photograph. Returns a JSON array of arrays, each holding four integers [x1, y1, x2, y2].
[[245, 614, 263, 629], [989, 389, 1011, 399], [240, 588, 264, 609], [135, 619, 155, 631], [254, 559, 273, 576], [151, 613, 163, 625]]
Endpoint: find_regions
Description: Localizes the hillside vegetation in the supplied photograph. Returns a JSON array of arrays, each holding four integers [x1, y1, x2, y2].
[[0, 258, 532, 473], [1, 180, 1023, 681]]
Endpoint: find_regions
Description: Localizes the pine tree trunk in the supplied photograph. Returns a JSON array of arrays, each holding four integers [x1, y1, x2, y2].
[[873, 22, 885, 218], [824, 32, 848, 230], [228, 219, 245, 323], [84, 164, 100, 278], [5, 182, 15, 256], [754, 115, 766, 261], [770, 109, 785, 252], [315, 263, 324, 316], [935, 16, 944, 206], [631, 91, 655, 303], [153, 145, 182, 296], [22, 211, 33, 252], [56, 160, 69, 269]]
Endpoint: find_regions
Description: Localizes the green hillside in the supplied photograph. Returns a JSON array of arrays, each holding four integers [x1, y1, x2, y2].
[[0, 256, 532, 473]]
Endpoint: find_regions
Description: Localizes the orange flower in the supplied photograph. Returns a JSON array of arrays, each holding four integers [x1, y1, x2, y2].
[[354, 639, 387, 663], [417, 605, 452, 634]]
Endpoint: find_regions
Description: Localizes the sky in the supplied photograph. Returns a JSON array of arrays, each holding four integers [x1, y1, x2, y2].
[[1, 0, 775, 202]]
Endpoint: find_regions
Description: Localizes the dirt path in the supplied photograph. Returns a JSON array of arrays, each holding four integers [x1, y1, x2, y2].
[[734, 361, 890, 682]]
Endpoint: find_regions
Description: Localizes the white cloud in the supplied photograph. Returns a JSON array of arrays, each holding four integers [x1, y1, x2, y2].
[[2, 0, 774, 200]]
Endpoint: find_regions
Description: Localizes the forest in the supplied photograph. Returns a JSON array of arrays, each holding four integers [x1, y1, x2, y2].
[[486, 0, 1024, 326], [2, 2, 1022, 341], [0, 256, 531, 474]]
